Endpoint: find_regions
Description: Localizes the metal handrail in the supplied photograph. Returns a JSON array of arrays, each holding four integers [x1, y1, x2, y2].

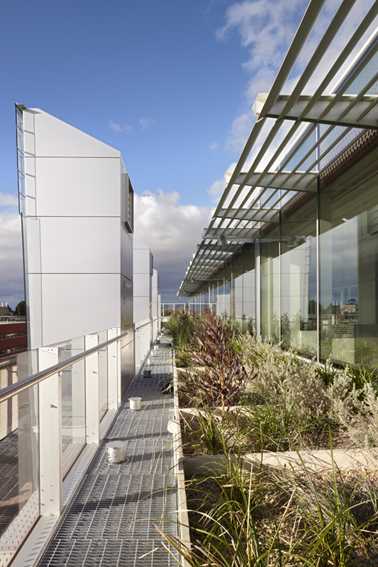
[[134, 320, 152, 331], [0, 330, 129, 404]]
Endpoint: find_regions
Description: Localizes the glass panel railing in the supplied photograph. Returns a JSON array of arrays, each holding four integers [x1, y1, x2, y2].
[[0, 384, 39, 565], [58, 337, 86, 478], [98, 330, 108, 421], [0, 326, 127, 556], [60, 359, 86, 478]]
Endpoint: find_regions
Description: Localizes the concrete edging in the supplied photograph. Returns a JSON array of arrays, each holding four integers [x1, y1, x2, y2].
[[170, 354, 192, 567]]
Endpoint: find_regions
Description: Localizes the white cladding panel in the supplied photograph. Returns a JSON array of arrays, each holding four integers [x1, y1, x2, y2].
[[133, 248, 151, 274], [133, 239, 150, 251], [133, 241, 152, 326], [134, 297, 150, 323], [33, 157, 121, 217], [39, 217, 120, 274], [41, 274, 120, 346], [20, 108, 133, 348], [121, 229, 133, 283], [152, 270, 158, 318], [31, 109, 120, 158], [134, 273, 150, 298]]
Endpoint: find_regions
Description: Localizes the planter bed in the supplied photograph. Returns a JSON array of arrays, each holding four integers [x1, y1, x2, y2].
[[172, 368, 378, 567], [165, 310, 378, 565]]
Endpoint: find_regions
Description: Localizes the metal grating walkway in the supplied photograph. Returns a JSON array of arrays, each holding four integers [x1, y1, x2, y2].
[[38, 339, 178, 566]]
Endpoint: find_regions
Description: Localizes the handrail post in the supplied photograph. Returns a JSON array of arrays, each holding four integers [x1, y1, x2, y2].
[[38, 347, 62, 516], [85, 335, 99, 444], [107, 328, 120, 409]]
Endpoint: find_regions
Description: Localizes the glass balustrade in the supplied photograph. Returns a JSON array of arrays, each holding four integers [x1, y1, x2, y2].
[[98, 330, 108, 421], [0, 325, 134, 564], [0, 384, 39, 566]]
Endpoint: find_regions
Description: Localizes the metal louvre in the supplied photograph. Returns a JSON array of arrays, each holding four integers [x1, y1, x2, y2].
[[178, 0, 378, 298]]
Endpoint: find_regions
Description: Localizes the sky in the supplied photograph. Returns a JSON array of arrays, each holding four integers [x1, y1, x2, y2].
[[0, 0, 375, 306]]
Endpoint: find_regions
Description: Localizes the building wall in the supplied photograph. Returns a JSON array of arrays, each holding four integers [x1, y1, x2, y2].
[[133, 241, 161, 373], [197, 143, 378, 368], [133, 239, 152, 324], [151, 269, 159, 341], [191, 47, 378, 368], [17, 107, 134, 393]]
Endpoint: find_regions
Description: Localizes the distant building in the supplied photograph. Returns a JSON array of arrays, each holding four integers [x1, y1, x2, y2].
[[0, 320, 27, 359]]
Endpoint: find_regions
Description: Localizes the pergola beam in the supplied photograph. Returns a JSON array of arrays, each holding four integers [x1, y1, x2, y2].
[[254, 94, 378, 130], [233, 171, 318, 192], [216, 208, 280, 222]]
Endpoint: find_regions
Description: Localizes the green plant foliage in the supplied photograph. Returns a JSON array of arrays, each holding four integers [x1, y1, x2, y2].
[[175, 346, 194, 368], [158, 443, 378, 566], [162, 321, 378, 565], [165, 311, 197, 349], [179, 308, 257, 411]]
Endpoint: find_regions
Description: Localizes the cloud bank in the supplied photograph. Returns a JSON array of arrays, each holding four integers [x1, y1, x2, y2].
[[134, 189, 211, 302], [0, 194, 24, 309]]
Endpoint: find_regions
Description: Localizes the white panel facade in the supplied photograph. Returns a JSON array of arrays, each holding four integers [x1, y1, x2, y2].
[[26, 110, 119, 158], [134, 249, 151, 274], [18, 107, 133, 349], [41, 274, 120, 346], [133, 239, 151, 324], [152, 269, 159, 320], [35, 158, 121, 217], [39, 217, 120, 274], [134, 273, 150, 299]]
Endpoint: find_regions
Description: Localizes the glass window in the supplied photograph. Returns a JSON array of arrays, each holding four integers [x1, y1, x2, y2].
[[261, 227, 280, 343], [320, 147, 378, 368], [16, 126, 24, 152], [16, 107, 23, 130], [17, 150, 25, 175], [281, 193, 317, 356]]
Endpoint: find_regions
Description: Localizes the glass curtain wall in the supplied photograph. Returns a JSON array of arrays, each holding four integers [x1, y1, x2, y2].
[[320, 148, 378, 367], [281, 194, 317, 356], [233, 243, 256, 331], [215, 280, 231, 318], [206, 143, 378, 371], [261, 227, 280, 343]]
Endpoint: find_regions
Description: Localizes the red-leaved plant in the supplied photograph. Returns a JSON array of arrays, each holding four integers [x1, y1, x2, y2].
[[181, 308, 256, 412]]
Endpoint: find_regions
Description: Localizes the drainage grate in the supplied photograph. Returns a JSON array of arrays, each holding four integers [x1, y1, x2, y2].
[[38, 341, 179, 566]]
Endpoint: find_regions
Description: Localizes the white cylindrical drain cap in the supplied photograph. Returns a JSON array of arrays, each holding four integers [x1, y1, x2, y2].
[[107, 444, 126, 464], [129, 397, 142, 411]]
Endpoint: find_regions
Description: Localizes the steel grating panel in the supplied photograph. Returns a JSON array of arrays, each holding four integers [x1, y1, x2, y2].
[[38, 339, 179, 566]]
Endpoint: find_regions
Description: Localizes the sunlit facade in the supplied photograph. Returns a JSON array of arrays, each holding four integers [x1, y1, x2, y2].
[[179, 28, 378, 369], [0, 107, 161, 565]]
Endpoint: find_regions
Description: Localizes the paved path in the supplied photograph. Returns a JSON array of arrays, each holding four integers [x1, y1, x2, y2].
[[39, 339, 178, 567]]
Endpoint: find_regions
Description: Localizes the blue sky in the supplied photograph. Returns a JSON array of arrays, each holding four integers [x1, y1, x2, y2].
[[0, 0, 374, 305], [0, 0, 252, 206]]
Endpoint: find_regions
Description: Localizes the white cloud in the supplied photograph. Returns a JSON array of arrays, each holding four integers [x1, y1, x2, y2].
[[0, 196, 24, 308], [0, 193, 18, 208], [134, 189, 211, 301], [139, 118, 154, 132], [226, 111, 255, 153], [214, 0, 376, 169], [208, 177, 226, 200], [209, 142, 218, 151], [216, 0, 307, 152], [216, 0, 305, 68], [109, 121, 132, 133]]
